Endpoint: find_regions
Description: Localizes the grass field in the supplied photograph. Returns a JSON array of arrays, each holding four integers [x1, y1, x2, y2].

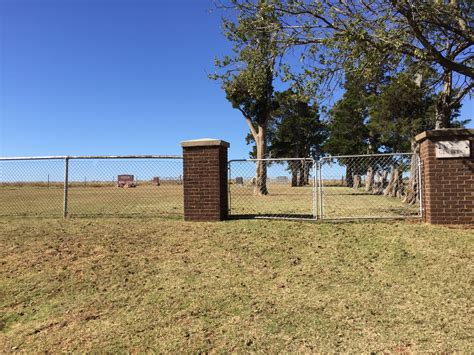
[[0, 183, 419, 219], [1, 217, 472, 352], [0, 185, 184, 218], [230, 184, 419, 219]]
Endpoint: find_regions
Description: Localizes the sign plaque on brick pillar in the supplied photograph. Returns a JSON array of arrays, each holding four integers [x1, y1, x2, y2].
[[416, 128, 473, 225], [181, 139, 230, 221]]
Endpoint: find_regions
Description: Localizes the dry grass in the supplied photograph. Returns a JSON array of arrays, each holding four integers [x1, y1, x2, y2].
[[1, 217, 472, 352], [0, 185, 183, 218], [1, 183, 418, 219], [229, 184, 419, 218]]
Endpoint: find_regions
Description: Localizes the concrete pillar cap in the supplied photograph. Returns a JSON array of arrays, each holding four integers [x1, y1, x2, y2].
[[415, 128, 474, 143], [181, 138, 230, 148]]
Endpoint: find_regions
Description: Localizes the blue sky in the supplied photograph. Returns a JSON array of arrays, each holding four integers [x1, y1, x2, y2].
[[0, 0, 472, 160]]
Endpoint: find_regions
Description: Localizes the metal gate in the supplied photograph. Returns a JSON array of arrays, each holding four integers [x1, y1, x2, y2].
[[318, 153, 422, 220], [228, 154, 422, 220], [228, 158, 317, 220]]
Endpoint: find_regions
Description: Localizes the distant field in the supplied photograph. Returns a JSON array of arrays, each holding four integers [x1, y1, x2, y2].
[[1, 218, 472, 352], [0, 183, 419, 219], [0, 184, 183, 218]]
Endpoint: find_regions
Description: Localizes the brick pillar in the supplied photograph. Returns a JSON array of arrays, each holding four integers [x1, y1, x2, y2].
[[416, 129, 473, 225], [181, 139, 229, 221]]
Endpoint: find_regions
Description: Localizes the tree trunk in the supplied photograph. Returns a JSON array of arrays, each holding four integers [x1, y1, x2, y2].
[[297, 162, 303, 186], [435, 70, 453, 129], [372, 172, 380, 194], [372, 170, 388, 195], [297, 160, 310, 186], [290, 162, 298, 187], [384, 166, 403, 197], [254, 126, 268, 196], [365, 166, 374, 192], [304, 161, 310, 186], [353, 175, 361, 189], [345, 160, 354, 187]]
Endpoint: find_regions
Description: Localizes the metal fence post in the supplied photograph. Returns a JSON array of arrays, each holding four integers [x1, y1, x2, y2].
[[312, 159, 318, 220], [63, 157, 69, 218], [228, 162, 232, 216], [318, 160, 324, 219], [417, 153, 423, 218]]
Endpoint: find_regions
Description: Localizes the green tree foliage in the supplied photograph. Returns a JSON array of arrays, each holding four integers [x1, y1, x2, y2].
[[323, 75, 372, 186], [324, 75, 371, 156], [367, 70, 438, 153], [247, 89, 327, 186], [272, 90, 327, 186], [233, 0, 473, 128], [325, 66, 468, 200], [367, 66, 469, 152], [210, 0, 286, 195], [269, 90, 327, 159]]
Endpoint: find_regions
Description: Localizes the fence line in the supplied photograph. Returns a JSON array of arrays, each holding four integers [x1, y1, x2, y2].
[[0, 155, 183, 161], [1, 153, 421, 220], [0, 155, 183, 218]]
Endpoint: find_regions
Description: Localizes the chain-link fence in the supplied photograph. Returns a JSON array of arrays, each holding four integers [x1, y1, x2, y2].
[[228, 159, 317, 219], [0, 158, 65, 217], [1, 153, 421, 220], [228, 154, 421, 220], [318, 153, 421, 219], [0, 156, 183, 218]]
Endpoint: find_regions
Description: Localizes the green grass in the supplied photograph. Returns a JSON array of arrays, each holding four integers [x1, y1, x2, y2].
[[1, 183, 419, 219], [1, 217, 472, 352]]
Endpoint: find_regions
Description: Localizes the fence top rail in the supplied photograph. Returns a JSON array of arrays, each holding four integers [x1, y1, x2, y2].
[[0, 155, 183, 161], [229, 158, 316, 163], [319, 152, 414, 161]]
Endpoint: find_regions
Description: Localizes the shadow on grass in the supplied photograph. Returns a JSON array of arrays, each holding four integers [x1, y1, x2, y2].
[[228, 213, 315, 220]]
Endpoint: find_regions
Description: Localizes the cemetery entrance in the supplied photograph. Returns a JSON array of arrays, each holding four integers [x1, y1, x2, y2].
[[318, 153, 421, 220], [228, 154, 422, 220], [228, 158, 317, 220]]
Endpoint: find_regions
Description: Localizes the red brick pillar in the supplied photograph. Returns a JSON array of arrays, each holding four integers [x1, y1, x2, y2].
[[181, 139, 229, 221], [416, 129, 473, 225]]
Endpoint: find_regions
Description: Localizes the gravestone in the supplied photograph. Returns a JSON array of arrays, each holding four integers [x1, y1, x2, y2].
[[235, 177, 244, 185], [276, 176, 289, 183], [117, 174, 136, 188]]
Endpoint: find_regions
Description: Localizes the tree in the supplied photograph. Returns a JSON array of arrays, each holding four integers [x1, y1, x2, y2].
[[271, 90, 326, 156], [237, 0, 473, 128], [271, 90, 327, 186], [434, 69, 472, 128], [365, 67, 436, 200], [211, 0, 285, 195], [247, 89, 327, 186], [323, 74, 372, 187], [367, 68, 438, 153]]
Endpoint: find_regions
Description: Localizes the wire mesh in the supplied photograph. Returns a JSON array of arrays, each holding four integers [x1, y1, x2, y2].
[[1, 153, 421, 220], [228, 159, 316, 219], [0, 156, 183, 218], [67, 157, 183, 217], [0, 158, 65, 217], [319, 153, 421, 219]]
